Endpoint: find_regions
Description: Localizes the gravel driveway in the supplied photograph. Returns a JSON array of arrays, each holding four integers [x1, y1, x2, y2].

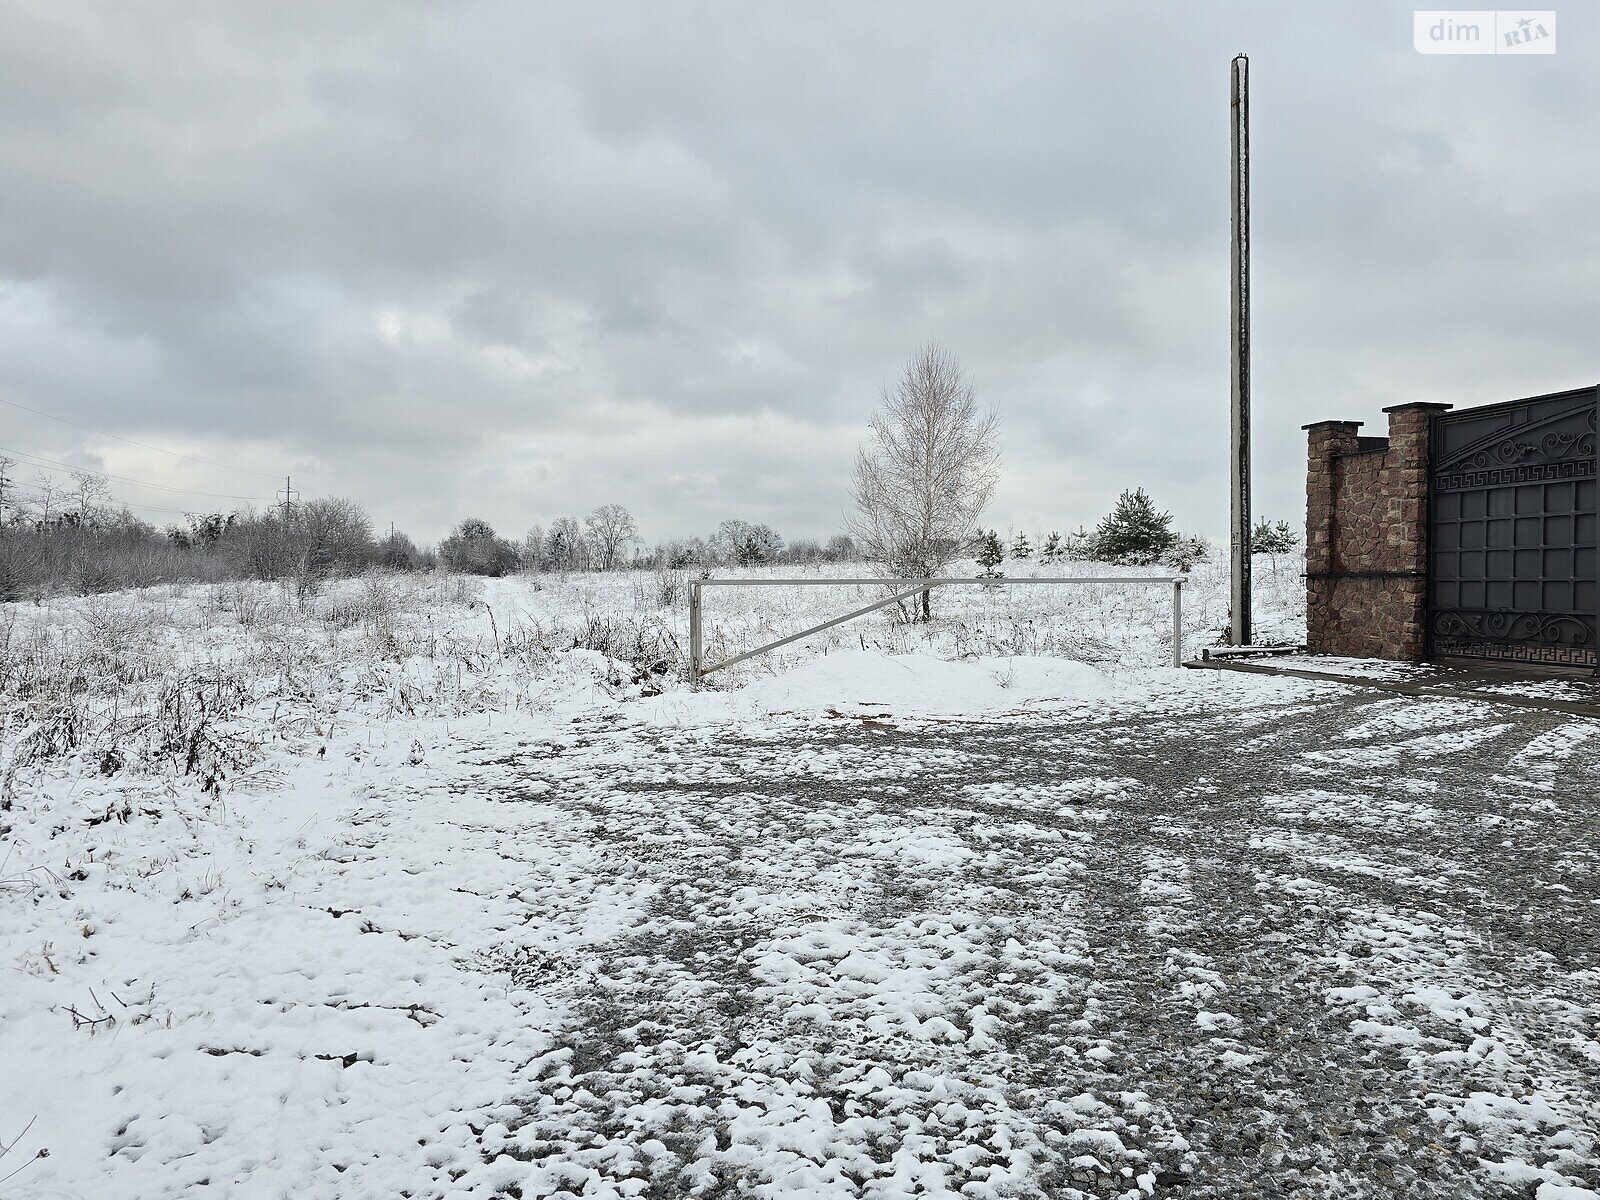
[[460, 676, 1600, 1199]]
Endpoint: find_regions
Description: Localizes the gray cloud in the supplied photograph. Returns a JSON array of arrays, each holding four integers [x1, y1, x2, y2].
[[1, 1, 1596, 543]]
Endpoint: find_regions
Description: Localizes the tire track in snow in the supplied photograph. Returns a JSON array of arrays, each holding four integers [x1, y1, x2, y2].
[[449, 686, 1600, 1199]]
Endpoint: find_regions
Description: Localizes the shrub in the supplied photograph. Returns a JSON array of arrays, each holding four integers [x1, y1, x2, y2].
[[1163, 535, 1211, 572], [650, 567, 688, 607], [438, 519, 519, 577], [824, 534, 857, 562], [572, 614, 681, 679], [377, 529, 425, 571], [713, 519, 783, 567]]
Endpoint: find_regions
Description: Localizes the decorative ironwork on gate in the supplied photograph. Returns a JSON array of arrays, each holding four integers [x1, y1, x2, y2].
[[1429, 386, 1599, 669]]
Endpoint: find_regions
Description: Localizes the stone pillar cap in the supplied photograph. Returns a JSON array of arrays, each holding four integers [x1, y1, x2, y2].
[[1302, 419, 1364, 431], [1381, 401, 1453, 413]]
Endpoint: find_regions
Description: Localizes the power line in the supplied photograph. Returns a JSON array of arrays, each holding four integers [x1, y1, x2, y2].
[[0, 445, 277, 502], [0, 396, 281, 480], [3, 484, 200, 518], [107, 501, 203, 518]]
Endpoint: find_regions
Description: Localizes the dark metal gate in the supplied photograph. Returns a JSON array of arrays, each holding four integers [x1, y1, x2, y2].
[[1429, 386, 1598, 669]]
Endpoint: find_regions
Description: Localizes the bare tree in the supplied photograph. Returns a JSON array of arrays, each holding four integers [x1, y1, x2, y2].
[[297, 496, 375, 576], [69, 471, 111, 526], [30, 473, 66, 524], [544, 516, 588, 573], [849, 343, 999, 620], [0, 456, 15, 523], [520, 525, 545, 571], [584, 504, 638, 571]]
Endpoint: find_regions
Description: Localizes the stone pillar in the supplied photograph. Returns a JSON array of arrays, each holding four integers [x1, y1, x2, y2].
[[1303, 420, 1363, 654], [1304, 420, 1363, 576], [1378, 402, 1451, 659]]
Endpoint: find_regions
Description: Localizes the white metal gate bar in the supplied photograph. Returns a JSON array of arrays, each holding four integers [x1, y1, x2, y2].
[[689, 575, 1186, 681]]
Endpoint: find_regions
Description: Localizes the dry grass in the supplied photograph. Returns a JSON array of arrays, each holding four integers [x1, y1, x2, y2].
[[0, 555, 1307, 788]]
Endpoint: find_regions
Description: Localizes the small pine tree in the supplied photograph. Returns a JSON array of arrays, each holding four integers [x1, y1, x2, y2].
[[1094, 488, 1178, 566], [976, 529, 1005, 578], [1063, 525, 1096, 560], [1041, 530, 1063, 562], [1250, 518, 1301, 553], [1009, 530, 1032, 561]]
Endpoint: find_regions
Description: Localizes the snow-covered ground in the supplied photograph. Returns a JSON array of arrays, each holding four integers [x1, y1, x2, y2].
[[3, 557, 1597, 1198]]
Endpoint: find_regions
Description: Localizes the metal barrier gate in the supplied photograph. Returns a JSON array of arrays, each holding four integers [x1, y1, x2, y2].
[[689, 575, 1187, 682]]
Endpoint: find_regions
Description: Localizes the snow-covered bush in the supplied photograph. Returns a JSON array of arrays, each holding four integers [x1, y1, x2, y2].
[[1163, 535, 1211, 572]]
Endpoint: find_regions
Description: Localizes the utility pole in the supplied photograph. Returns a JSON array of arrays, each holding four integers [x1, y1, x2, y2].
[[0, 455, 12, 522], [277, 474, 299, 518], [1229, 53, 1253, 647]]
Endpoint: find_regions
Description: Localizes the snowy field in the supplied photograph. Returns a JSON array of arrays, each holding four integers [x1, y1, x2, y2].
[[3, 556, 1598, 1199]]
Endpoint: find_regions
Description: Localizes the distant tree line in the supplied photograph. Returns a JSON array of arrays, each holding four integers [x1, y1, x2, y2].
[[0, 493, 408, 602], [0, 487, 866, 599], [0, 467, 1300, 601], [482, 512, 860, 577]]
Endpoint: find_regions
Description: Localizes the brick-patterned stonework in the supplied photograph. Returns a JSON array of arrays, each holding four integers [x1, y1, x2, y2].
[[1304, 403, 1452, 660]]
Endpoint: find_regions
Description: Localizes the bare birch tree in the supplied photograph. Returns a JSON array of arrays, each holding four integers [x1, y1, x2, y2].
[[849, 343, 999, 620]]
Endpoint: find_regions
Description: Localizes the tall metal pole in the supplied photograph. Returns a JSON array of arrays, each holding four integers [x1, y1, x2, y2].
[[1229, 54, 1253, 647]]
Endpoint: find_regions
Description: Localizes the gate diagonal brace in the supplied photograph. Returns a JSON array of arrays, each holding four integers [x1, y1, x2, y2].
[[688, 576, 1187, 682]]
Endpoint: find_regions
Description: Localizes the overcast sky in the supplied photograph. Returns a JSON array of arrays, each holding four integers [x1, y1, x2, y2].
[[1, 2, 1596, 545]]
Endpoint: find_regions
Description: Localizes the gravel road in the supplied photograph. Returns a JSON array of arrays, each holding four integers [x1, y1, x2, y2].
[[464, 679, 1600, 1199]]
